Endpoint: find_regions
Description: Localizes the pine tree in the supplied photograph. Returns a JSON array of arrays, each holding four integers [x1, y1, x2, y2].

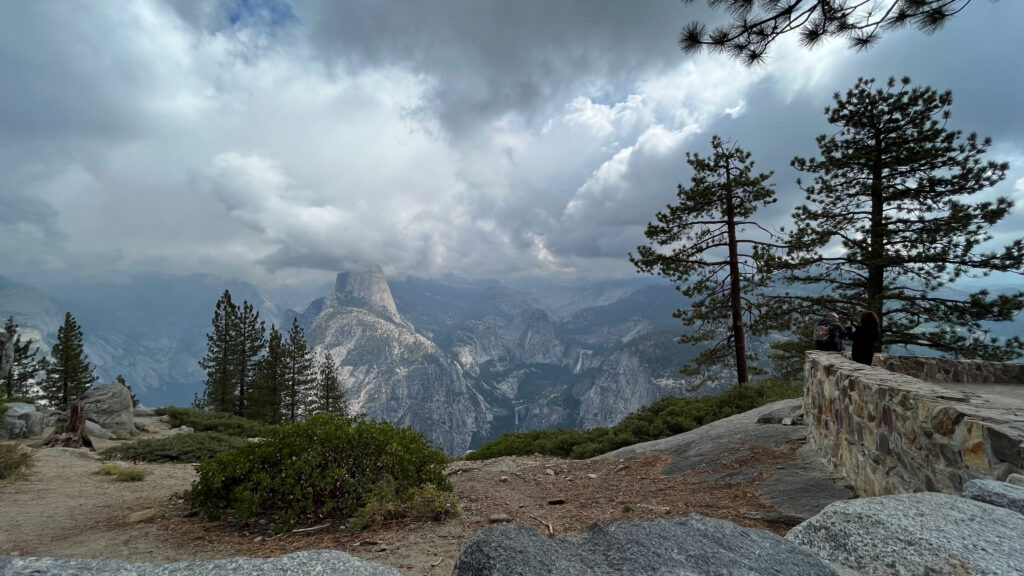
[[251, 324, 286, 424], [116, 374, 139, 408], [233, 299, 266, 418], [40, 312, 98, 408], [781, 77, 1024, 360], [198, 290, 239, 413], [679, 0, 976, 64], [631, 135, 780, 385], [2, 316, 40, 399], [310, 350, 346, 417], [282, 318, 314, 422]]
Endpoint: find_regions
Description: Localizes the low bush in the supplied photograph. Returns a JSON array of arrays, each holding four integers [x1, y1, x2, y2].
[[101, 432, 249, 463], [155, 407, 272, 438], [184, 414, 452, 531], [97, 462, 147, 481], [467, 379, 803, 460], [350, 481, 459, 530], [0, 443, 34, 481]]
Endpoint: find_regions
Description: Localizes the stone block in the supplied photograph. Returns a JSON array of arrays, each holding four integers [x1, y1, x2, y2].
[[985, 427, 1023, 468], [928, 406, 963, 437], [960, 420, 989, 472]]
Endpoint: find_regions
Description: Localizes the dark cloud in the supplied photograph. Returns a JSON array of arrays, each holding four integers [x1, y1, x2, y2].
[[295, 0, 711, 137], [0, 0, 1020, 286]]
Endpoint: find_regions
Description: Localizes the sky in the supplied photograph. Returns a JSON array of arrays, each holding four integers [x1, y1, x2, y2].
[[2, 0, 1023, 288]]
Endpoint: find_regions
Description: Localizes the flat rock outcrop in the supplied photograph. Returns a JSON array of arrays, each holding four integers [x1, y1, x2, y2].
[[452, 515, 840, 576], [786, 492, 1024, 575], [0, 550, 401, 576], [601, 398, 852, 521]]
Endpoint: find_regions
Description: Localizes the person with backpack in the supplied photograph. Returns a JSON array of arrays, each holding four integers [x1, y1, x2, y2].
[[813, 312, 847, 352]]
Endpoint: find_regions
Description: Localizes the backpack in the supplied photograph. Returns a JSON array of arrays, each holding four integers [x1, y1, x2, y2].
[[813, 322, 832, 344]]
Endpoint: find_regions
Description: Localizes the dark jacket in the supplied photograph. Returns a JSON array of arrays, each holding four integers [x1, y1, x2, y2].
[[813, 318, 846, 352], [850, 322, 879, 365]]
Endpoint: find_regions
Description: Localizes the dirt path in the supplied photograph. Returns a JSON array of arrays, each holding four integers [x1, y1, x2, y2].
[[1, 421, 803, 575]]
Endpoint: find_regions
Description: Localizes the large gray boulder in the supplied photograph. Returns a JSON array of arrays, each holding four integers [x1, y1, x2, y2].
[[452, 515, 839, 576], [77, 382, 135, 437], [0, 415, 26, 439], [786, 492, 1024, 575], [0, 550, 402, 576], [962, 478, 1024, 516], [0, 403, 44, 439]]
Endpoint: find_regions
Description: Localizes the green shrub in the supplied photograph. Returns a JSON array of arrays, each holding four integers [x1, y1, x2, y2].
[[97, 462, 147, 481], [0, 443, 34, 481], [183, 414, 452, 531], [467, 379, 803, 460], [156, 406, 272, 438], [101, 432, 249, 463], [350, 481, 459, 530]]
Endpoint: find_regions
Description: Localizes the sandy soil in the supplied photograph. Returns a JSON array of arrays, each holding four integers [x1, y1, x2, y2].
[[0, 419, 802, 575]]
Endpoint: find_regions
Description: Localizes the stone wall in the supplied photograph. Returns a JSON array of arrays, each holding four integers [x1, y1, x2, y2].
[[803, 351, 1024, 497], [875, 354, 1024, 385]]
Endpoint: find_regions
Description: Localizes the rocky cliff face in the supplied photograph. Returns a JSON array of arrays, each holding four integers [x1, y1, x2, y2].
[[304, 277, 491, 455], [577, 337, 692, 429], [3, 270, 729, 452], [303, 272, 713, 451], [334, 267, 401, 323]]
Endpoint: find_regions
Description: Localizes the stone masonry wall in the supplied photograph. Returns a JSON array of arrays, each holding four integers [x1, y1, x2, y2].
[[804, 351, 1024, 497], [874, 354, 1024, 385]]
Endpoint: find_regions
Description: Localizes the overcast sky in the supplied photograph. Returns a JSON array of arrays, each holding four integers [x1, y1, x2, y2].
[[2, 0, 1022, 288]]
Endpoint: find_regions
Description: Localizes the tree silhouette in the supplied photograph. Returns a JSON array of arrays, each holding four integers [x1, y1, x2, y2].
[[679, 0, 980, 64], [632, 135, 780, 385], [779, 77, 1023, 360]]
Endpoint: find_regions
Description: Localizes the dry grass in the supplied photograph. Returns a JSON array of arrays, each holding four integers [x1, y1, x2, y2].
[[0, 443, 34, 481], [96, 462, 148, 482]]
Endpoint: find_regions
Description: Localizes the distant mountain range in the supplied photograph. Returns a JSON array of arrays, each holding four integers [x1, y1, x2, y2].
[[4, 270, 1019, 454], [0, 270, 718, 453]]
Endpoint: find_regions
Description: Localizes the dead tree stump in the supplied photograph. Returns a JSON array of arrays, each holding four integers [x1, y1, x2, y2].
[[40, 403, 94, 451]]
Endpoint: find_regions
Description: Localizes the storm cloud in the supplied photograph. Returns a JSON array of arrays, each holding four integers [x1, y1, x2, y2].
[[1, 0, 1021, 286]]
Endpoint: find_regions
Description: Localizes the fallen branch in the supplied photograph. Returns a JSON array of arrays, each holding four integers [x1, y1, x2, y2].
[[266, 522, 330, 540], [291, 522, 330, 533], [431, 557, 443, 567], [528, 513, 554, 536]]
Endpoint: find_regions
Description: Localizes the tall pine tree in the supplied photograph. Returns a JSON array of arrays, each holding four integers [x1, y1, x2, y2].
[[631, 135, 779, 385], [41, 312, 98, 408], [282, 318, 314, 422], [251, 324, 286, 424], [198, 290, 239, 413], [233, 299, 266, 418], [781, 77, 1024, 360], [310, 350, 346, 417], [3, 316, 40, 399]]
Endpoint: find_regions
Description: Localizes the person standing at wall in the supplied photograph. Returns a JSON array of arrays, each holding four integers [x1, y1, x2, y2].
[[813, 312, 847, 352], [850, 311, 881, 365]]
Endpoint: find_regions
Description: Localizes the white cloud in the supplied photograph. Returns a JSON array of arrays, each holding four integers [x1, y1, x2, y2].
[[1, 0, 1022, 286]]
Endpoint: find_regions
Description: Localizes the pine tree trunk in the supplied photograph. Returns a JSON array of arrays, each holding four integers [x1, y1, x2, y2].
[[724, 167, 749, 384], [40, 403, 95, 451]]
